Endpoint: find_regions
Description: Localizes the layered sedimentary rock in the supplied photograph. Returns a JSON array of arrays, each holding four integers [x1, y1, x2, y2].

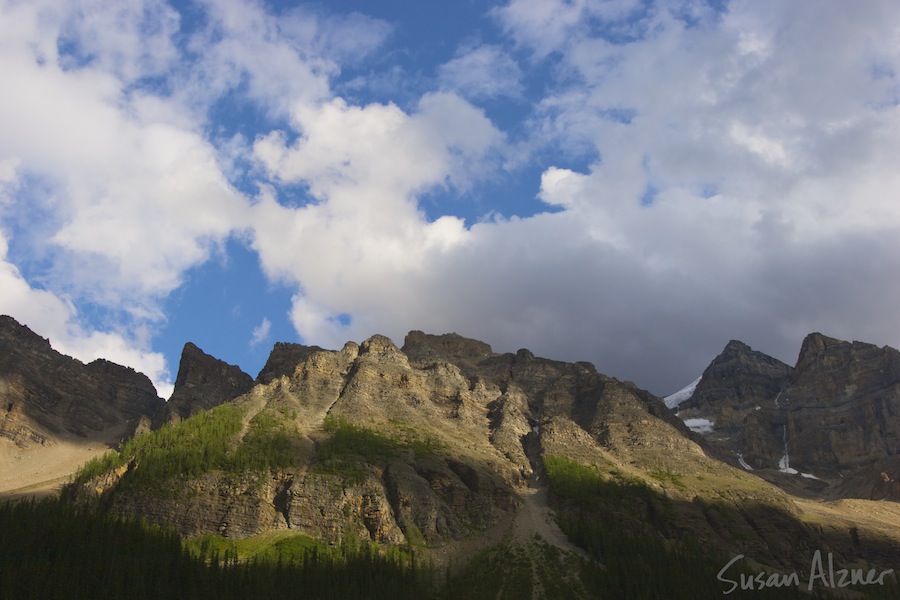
[[0, 315, 162, 447]]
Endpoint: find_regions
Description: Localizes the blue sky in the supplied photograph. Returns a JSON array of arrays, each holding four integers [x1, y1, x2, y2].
[[1, 0, 899, 398]]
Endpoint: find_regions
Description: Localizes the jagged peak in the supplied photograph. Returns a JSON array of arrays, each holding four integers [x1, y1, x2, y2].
[[707, 339, 791, 371], [159, 342, 255, 425], [360, 334, 402, 356], [796, 332, 846, 364], [173, 342, 252, 389], [515, 348, 535, 361], [722, 339, 753, 354], [0, 314, 52, 352], [339, 341, 360, 359], [257, 342, 328, 384]]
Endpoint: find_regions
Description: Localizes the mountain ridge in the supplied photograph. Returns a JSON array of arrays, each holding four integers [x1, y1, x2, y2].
[[3, 314, 900, 596], [670, 332, 900, 503]]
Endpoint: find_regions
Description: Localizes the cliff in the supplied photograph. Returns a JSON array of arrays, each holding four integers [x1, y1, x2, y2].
[[155, 342, 254, 426], [672, 333, 900, 500], [0, 315, 162, 447]]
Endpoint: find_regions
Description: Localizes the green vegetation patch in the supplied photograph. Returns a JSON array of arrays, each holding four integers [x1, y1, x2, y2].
[[185, 529, 418, 570], [648, 467, 687, 490], [73, 403, 298, 493], [320, 415, 402, 461], [314, 415, 443, 483], [543, 455, 659, 510]]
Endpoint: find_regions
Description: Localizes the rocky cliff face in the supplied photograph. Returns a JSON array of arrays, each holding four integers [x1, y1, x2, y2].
[[0, 315, 163, 448], [0, 320, 888, 578], [672, 333, 900, 499], [256, 342, 327, 384], [71, 329, 830, 571], [155, 342, 254, 426]]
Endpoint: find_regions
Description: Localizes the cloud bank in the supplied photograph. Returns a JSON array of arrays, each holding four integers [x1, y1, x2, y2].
[[1, 0, 898, 396]]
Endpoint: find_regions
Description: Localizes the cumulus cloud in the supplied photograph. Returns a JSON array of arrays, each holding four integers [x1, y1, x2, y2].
[[249, 89, 502, 348], [2, 0, 898, 399], [493, 0, 643, 57], [0, 0, 249, 393], [247, 0, 900, 394], [0, 226, 173, 397]]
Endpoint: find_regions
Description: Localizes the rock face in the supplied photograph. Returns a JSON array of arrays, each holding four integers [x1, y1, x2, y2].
[[256, 342, 326, 384], [0, 315, 163, 448], [78, 330, 745, 554], [26, 325, 899, 577], [156, 342, 254, 425], [680, 340, 792, 431], [673, 333, 900, 498]]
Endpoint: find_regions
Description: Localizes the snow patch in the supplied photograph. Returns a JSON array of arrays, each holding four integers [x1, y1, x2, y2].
[[736, 453, 754, 471], [800, 472, 821, 480], [683, 418, 715, 434], [664, 376, 701, 409]]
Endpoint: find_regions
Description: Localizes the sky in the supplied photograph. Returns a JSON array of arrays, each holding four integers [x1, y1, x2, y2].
[[1, 0, 899, 399]]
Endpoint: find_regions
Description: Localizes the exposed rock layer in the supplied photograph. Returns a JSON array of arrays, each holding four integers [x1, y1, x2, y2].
[[0, 315, 163, 448]]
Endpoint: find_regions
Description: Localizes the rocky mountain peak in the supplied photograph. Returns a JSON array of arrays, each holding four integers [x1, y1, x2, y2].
[[359, 334, 402, 356], [0, 314, 162, 468], [0, 315, 52, 354], [156, 342, 254, 425], [721, 339, 752, 355], [703, 339, 791, 379], [678, 340, 791, 424], [795, 332, 845, 371], [256, 342, 327, 384]]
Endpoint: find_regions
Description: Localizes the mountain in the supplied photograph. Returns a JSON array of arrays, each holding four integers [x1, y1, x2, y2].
[[4, 314, 900, 597], [0, 316, 163, 496], [155, 342, 255, 426], [670, 333, 900, 501]]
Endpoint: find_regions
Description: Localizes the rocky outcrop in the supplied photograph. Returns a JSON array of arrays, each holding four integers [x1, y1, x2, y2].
[[77, 330, 713, 548], [256, 342, 327, 384], [156, 342, 254, 425], [0, 315, 163, 447]]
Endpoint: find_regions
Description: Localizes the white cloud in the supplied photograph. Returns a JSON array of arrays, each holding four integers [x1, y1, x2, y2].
[[248, 87, 506, 347], [0, 226, 173, 398], [2, 0, 899, 400], [493, 0, 643, 57], [57, 0, 181, 83], [0, 1, 252, 316], [246, 0, 900, 395], [250, 317, 271, 348], [177, 0, 384, 119], [438, 44, 524, 100]]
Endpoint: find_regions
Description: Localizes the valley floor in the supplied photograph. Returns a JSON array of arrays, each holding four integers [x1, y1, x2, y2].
[[0, 429, 119, 499]]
